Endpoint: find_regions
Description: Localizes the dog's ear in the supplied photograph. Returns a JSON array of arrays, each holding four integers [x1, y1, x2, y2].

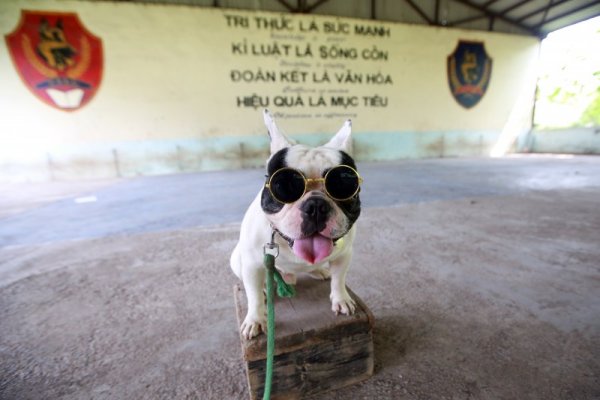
[[264, 109, 295, 154], [324, 119, 353, 155], [39, 19, 49, 32]]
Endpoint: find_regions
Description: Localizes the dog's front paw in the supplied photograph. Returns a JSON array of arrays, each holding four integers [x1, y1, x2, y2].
[[240, 313, 266, 339], [330, 289, 356, 315], [309, 267, 331, 280]]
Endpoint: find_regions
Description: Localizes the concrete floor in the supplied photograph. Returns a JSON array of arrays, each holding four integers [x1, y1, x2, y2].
[[0, 155, 599, 399]]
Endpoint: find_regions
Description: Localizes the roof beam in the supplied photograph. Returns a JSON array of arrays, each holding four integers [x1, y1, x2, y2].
[[496, 0, 531, 17], [277, 0, 296, 12], [404, 0, 434, 24], [448, 14, 487, 26], [276, 0, 330, 13], [482, 0, 501, 8], [451, 0, 538, 35], [533, 1, 600, 28], [298, 0, 307, 12], [514, 0, 572, 23], [305, 0, 330, 13], [537, 0, 556, 29], [540, 10, 600, 31]]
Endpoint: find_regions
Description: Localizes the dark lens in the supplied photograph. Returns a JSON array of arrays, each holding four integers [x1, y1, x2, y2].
[[325, 166, 360, 200], [269, 169, 306, 203]]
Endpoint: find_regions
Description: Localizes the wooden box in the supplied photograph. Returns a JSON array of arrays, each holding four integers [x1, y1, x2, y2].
[[234, 277, 374, 399]]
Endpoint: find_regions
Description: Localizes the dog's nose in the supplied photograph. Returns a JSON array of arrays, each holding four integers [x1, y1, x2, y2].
[[300, 196, 331, 235]]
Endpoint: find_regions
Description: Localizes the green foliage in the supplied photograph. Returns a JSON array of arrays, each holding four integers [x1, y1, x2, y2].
[[534, 18, 600, 128], [580, 86, 600, 126]]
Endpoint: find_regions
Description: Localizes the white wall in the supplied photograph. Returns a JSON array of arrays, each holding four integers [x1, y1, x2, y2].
[[0, 0, 541, 181]]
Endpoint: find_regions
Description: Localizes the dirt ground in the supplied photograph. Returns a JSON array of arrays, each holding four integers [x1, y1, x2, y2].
[[1, 158, 599, 399]]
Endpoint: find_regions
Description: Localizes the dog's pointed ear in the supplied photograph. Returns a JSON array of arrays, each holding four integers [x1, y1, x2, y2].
[[324, 119, 353, 155], [264, 109, 295, 154]]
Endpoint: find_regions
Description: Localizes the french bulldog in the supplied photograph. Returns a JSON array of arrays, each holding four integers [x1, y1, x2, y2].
[[231, 109, 362, 339]]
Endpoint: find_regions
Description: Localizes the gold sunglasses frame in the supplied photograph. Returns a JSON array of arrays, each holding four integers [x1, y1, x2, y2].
[[265, 164, 363, 204]]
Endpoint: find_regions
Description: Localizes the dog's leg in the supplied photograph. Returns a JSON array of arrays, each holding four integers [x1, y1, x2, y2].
[[329, 253, 356, 315], [230, 243, 242, 279], [308, 265, 331, 280], [281, 271, 297, 285], [240, 263, 267, 339]]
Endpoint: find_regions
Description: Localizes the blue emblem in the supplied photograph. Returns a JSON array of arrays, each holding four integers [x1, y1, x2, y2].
[[447, 41, 492, 109]]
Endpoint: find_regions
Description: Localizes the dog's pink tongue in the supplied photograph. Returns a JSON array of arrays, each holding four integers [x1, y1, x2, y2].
[[293, 234, 333, 264]]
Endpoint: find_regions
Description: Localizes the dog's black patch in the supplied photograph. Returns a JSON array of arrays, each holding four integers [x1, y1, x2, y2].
[[261, 148, 288, 214], [335, 150, 362, 229], [266, 148, 288, 175], [339, 150, 357, 170]]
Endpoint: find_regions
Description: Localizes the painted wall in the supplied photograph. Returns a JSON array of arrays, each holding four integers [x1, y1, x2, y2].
[[0, 0, 540, 182], [519, 128, 600, 154]]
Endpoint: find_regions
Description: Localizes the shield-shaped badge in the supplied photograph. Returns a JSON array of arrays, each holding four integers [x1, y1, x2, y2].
[[447, 40, 492, 109], [5, 10, 103, 111]]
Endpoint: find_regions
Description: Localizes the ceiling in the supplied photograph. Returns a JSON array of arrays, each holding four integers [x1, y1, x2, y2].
[[109, 0, 600, 38], [398, 0, 600, 37]]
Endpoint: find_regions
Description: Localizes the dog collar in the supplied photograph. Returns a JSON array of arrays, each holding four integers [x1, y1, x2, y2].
[[271, 226, 294, 248]]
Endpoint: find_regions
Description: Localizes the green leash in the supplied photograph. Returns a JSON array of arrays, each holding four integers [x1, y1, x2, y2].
[[262, 237, 296, 400]]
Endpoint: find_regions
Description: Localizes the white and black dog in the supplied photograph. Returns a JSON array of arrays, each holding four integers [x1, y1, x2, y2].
[[231, 110, 362, 339]]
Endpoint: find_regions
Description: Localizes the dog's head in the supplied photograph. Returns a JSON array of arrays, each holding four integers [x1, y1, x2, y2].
[[260, 110, 361, 264], [37, 19, 76, 71]]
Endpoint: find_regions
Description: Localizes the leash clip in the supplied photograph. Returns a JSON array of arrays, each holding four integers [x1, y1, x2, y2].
[[263, 242, 279, 258], [264, 229, 279, 258]]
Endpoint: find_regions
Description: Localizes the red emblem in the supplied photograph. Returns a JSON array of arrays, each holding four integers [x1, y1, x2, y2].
[[5, 10, 103, 111]]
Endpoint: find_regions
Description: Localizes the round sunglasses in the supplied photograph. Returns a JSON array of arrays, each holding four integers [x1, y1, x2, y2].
[[265, 165, 363, 204]]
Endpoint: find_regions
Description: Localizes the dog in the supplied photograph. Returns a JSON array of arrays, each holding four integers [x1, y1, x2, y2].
[[36, 19, 76, 71], [231, 109, 362, 339]]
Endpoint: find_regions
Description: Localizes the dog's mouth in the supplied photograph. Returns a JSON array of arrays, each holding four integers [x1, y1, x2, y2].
[[292, 233, 333, 264]]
